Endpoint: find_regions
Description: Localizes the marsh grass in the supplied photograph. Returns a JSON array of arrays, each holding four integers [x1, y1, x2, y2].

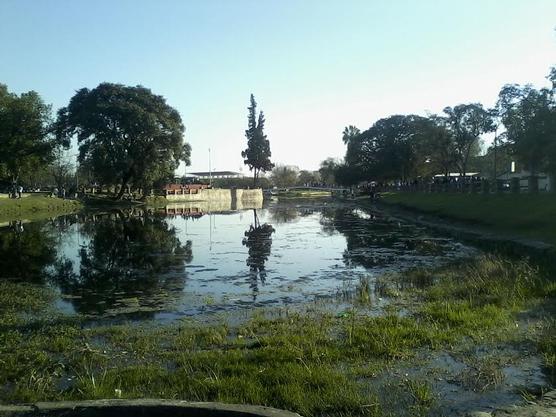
[[404, 379, 435, 416], [538, 319, 556, 385], [0, 254, 554, 416], [457, 357, 505, 392]]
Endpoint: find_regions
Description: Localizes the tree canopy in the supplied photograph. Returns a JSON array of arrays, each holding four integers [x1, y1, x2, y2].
[[242, 94, 273, 186], [341, 115, 437, 182], [497, 83, 556, 176], [0, 84, 58, 186], [270, 165, 299, 188], [442, 103, 493, 177], [56, 83, 190, 199]]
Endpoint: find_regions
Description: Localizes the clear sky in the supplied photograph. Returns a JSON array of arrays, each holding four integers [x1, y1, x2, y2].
[[1, 0, 555, 174]]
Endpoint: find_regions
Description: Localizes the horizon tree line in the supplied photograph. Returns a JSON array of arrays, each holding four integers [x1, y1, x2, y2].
[[325, 66, 556, 192], [3, 67, 554, 195]]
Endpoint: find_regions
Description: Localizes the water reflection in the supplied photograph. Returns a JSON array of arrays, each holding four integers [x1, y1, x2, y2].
[[0, 221, 57, 282], [0, 201, 476, 321], [242, 209, 275, 298], [268, 204, 317, 224], [49, 212, 192, 317], [320, 206, 463, 269]]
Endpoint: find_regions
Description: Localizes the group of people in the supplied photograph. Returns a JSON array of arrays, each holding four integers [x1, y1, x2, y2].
[[50, 187, 67, 199], [9, 185, 23, 199]]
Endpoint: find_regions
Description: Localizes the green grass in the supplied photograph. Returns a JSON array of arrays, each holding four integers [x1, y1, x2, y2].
[[0, 254, 554, 416], [381, 192, 556, 245], [0, 194, 82, 224]]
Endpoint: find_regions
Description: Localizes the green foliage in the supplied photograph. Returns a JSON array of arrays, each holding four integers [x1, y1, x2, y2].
[[443, 103, 494, 176], [0, 84, 58, 185], [270, 164, 299, 188], [497, 82, 556, 175], [318, 157, 340, 185], [405, 379, 435, 416], [341, 115, 441, 182], [56, 83, 191, 199], [538, 319, 556, 385], [296, 169, 320, 186], [242, 95, 273, 186], [342, 125, 361, 144]]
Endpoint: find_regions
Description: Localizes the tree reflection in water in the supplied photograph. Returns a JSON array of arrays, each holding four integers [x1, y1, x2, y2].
[[51, 211, 192, 317], [320, 205, 453, 270], [242, 209, 275, 298], [0, 221, 57, 282]]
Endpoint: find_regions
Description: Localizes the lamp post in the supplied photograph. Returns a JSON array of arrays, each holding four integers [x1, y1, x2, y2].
[[208, 147, 212, 187]]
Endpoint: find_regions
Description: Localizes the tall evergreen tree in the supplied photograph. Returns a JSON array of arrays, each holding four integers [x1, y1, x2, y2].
[[242, 94, 273, 186]]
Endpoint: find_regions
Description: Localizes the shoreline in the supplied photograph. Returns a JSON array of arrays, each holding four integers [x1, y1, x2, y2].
[[0, 195, 83, 225], [376, 193, 555, 254]]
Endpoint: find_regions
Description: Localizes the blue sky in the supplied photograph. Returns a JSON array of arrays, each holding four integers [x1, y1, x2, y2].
[[1, 0, 555, 173]]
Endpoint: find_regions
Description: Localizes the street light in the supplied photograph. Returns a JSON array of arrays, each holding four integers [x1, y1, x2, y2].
[[208, 147, 212, 187]]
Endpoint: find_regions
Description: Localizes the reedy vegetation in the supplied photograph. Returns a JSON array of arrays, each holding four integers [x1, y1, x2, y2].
[[1, 254, 554, 416]]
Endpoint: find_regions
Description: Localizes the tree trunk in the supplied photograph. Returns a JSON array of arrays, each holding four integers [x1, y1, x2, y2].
[[115, 177, 130, 200], [115, 169, 135, 200], [115, 184, 126, 200]]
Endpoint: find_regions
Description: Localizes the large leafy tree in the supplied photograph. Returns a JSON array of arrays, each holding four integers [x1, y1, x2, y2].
[[56, 83, 191, 199], [270, 164, 299, 188], [0, 84, 58, 188], [319, 157, 340, 185], [420, 115, 457, 178], [346, 115, 434, 182], [242, 94, 273, 187], [497, 81, 556, 188], [297, 170, 320, 186], [443, 103, 494, 177]]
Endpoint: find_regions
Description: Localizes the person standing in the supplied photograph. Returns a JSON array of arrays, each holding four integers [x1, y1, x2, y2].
[[17, 185, 23, 198]]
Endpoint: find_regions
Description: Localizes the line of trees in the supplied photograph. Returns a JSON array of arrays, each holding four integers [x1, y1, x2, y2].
[[0, 82, 191, 199], [330, 67, 556, 191]]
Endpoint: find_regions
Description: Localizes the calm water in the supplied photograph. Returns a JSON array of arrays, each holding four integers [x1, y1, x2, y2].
[[0, 201, 476, 320]]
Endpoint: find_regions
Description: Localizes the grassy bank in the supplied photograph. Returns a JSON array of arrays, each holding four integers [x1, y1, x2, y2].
[[0, 195, 82, 224], [1, 255, 554, 416], [381, 192, 556, 245]]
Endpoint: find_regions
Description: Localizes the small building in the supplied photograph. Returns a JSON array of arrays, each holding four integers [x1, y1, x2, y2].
[[497, 170, 552, 192]]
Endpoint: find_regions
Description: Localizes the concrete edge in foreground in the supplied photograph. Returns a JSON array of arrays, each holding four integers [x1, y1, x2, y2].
[[0, 399, 303, 417]]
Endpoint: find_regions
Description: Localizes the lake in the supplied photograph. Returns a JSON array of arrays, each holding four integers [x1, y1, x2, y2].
[[0, 200, 477, 321]]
